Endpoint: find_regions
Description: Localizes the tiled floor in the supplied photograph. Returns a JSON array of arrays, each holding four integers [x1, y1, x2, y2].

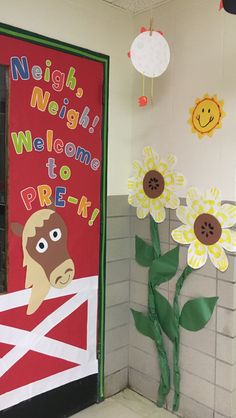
[[72, 389, 175, 418]]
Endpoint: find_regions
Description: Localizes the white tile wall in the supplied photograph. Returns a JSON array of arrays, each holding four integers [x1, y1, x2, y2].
[[107, 238, 131, 262], [217, 307, 236, 337], [217, 334, 236, 365], [167, 390, 214, 418], [105, 197, 131, 396], [181, 327, 216, 357], [217, 255, 236, 283], [105, 196, 236, 417], [215, 413, 228, 418], [129, 346, 160, 380], [106, 259, 130, 285], [130, 259, 150, 285], [107, 217, 130, 240], [216, 360, 236, 391], [129, 367, 160, 403], [180, 370, 215, 410], [218, 281, 236, 310], [180, 345, 215, 383], [129, 321, 160, 357], [130, 282, 148, 307], [105, 346, 129, 376], [215, 387, 235, 417], [105, 325, 129, 354], [106, 281, 130, 307], [169, 272, 217, 298], [104, 369, 128, 398], [105, 303, 130, 331]]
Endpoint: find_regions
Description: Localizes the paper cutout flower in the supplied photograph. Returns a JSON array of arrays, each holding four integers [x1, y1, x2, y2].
[[128, 146, 186, 223], [171, 187, 236, 271]]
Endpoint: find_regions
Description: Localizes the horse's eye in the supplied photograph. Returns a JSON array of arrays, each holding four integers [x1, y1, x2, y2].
[[49, 228, 62, 242], [36, 238, 48, 253]]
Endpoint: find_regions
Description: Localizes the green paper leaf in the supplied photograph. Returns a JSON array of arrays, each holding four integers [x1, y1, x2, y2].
[[149, 246, 180, 287], [135, 235, 155, 267], [154, 291, 177, 342], [180, 297, 219, 332], [131, 309, 155, 340]]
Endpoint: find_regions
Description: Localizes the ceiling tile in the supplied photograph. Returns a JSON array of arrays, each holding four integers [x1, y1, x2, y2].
[[101, 0, 172, 14]]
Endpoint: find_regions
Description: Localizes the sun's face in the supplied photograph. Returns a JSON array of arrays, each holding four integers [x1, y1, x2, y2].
[[188, 94, 225, 139]]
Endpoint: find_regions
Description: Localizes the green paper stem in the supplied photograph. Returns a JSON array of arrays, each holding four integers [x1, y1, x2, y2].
[[149, 218, 171, 406], [172, 265, 193, 411], [133, 216, 171, 407], [150, 215, 161, 259], [148, 281, 170, 407]]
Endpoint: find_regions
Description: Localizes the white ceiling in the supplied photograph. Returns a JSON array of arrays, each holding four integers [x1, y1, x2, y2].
[[101, 0, 172, 14]]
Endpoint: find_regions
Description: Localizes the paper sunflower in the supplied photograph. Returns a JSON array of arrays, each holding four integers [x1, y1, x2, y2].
[[171, 187, 236, 272], [128, 146, 186, 223]]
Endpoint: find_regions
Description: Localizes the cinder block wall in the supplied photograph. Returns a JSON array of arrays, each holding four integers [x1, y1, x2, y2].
[[105, 196, 236, 418]]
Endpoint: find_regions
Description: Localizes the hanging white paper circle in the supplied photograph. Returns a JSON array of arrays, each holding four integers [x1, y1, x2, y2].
[[130, 31, 170, 78]]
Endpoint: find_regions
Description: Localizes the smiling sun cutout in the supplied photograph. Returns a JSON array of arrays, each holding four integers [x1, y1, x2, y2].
[[188, 94, 226, 139]]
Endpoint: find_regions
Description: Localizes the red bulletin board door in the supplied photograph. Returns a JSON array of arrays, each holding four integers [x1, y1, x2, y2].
[[0, 23, 109, 418]]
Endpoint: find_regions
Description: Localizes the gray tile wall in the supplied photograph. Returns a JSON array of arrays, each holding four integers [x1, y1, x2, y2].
[[104, 195, 236, 418]]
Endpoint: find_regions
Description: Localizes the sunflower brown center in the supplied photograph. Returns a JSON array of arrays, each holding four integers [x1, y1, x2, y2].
[[143, 170, 165, 199], [193, 213, 222, 246]]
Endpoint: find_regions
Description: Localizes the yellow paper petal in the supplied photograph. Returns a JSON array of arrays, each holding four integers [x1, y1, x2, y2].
[[186, 187, 209, 215], [150, 203, 166, 223], [137, 193, 150, 208], [203, 187, 222, 214], [128, 187, 148, 208], [173, 172, 186, 188], [216, 204, 236, 228], [165, 193, 180, 209], [219, 229, 236, 252], [176, 206, 195, 226], [128, 177, 142, 194], [163, 172, 175, 189], [208, 244, 228, 272], [186, 187, 202, 207], [136, 206, 150, 219], [171, 225, 195, 245], [163, 171, 185, 194], [157, 160, 169, 175], [143, 146, 159, 171], [204, 187, 221, 203], [128, 194, 140, 207], [157, 154, 177, 175], [159, 189, 180, 209], [166, 154, 177, 169], [131, 160, 145, 180], [187, 241, 208, 269]]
